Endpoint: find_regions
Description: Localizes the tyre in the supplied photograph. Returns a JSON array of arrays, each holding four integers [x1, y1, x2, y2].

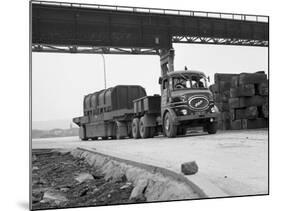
[[139, 117, 150, 139], [132, 118, 140, 139], [163, 112, 177, 138], [127, 124, 133, 138], [102, 136, 108, 140], [206, 122, 218, 134]]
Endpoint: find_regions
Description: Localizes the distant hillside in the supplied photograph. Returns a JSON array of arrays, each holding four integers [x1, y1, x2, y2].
[[32, 119, 76, 130], [32, 127, 79, 139]]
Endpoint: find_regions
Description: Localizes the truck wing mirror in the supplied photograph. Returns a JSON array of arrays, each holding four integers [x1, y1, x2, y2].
[[158, 77, 163, 85], [207, 76, 210, 82]]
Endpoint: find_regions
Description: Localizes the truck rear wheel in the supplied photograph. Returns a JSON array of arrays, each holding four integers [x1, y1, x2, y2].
[[132, 118, 140, 139], [205, 122, 218, 134], [139, 117, 150, 138], [164, 112, 177, 138]]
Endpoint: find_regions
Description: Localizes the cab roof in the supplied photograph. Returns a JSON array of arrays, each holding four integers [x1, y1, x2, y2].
[[167, 70, 206, 77]]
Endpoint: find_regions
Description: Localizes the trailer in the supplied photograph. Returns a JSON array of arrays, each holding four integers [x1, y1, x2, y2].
[[73, 70, 220, 140], [73, 85, 146, 140]]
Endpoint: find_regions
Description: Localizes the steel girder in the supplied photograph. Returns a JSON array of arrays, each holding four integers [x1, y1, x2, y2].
[[172, 36, 268, 47], [32, 1, 269, 55], [32, 44, 160, 55]]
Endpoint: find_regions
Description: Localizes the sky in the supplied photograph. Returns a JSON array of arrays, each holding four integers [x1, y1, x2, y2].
[[32, 44, 268, 123]]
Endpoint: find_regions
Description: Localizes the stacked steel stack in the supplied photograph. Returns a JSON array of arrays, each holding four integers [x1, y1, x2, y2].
[[210, 73, 239, 130], [210, 72, 268, 130], [228, 72, 268, 129]]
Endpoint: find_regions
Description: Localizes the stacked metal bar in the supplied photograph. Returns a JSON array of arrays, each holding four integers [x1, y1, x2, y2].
[[229, 72, 268, 129], [210, 72, 268, 130], [210, 73, 239, 130]]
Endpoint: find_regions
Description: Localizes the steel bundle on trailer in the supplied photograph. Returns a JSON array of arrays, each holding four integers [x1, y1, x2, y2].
[[73, 85, 147, 140]]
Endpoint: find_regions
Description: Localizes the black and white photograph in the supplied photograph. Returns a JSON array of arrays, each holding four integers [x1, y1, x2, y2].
[[29, 0, 269, 210]]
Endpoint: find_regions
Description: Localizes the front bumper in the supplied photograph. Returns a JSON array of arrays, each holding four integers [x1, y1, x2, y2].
[[176, 112, 218, 122]]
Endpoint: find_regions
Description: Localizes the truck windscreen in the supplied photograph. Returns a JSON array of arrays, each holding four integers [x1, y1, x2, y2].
[[173, 75, 207, 90]]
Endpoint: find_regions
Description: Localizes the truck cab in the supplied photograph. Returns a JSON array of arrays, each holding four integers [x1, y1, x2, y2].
[[159, 70, 219, 137]]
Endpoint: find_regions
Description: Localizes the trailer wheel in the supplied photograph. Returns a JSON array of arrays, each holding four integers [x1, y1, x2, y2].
[[132, 118, 140, 139], [127, 124, 133, 138], [163, 112, 177, 138], [205, 122, 218, 134], [139, 117, 150, 138]]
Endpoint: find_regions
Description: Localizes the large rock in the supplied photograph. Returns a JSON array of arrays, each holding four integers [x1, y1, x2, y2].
[[32, 166, 39, 171], [75, 172, 94, 184], [32, 189, 44, 203], [42, 190, 68, 205], [129, 179, 148, 201], [103, 161, 126, 182], [120, 182, 132, 190], [181, 161, 198, 175]]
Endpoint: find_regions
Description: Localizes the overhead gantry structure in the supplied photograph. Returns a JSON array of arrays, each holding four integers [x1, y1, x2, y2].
[[31, 1, 269, 75]]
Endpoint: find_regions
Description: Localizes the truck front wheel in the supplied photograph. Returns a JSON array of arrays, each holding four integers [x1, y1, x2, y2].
[[163, 112, 177, 138], [205, 122, 218, 134], [132, 118, 140, 139]]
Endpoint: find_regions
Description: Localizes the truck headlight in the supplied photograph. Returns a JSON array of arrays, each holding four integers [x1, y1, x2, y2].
[[181, 109, 188, 115], [211, 105, 219, 113]]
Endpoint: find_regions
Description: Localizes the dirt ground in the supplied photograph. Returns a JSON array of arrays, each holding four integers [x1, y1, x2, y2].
[[32, 129, 268, 198], [32, 149, 142, 210]]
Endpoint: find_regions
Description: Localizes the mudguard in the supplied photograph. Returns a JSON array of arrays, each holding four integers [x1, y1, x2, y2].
[[142, 114, 157, 127], [162, 108, 180, 125]]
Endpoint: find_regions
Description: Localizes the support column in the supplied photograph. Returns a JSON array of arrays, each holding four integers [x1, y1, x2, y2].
[[159, 48, 175, 77]]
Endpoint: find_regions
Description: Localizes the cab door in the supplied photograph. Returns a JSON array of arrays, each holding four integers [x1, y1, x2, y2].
[[161, 78, 169, 111]]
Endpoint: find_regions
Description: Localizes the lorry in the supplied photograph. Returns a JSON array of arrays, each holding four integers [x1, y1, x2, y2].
[[73, 69, 219, 140]]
